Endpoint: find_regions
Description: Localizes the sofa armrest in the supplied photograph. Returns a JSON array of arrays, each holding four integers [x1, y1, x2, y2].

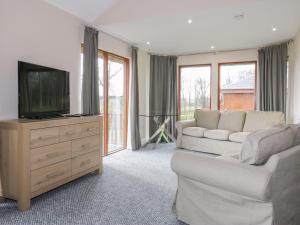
[[175, 120, 196, 133], [171, 151, 273, 201]]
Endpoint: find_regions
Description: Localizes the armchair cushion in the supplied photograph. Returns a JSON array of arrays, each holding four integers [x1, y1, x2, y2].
[[182, 127, 207, 138], [241, 127, 294, 165], [218, 111, 246, 132], [194, 109, 220, 129], [171, 151, 273, 201], [204, 129, 232, 141]]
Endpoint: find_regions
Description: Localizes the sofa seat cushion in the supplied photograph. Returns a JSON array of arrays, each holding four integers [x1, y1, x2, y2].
[[229, 132, 251, 143], [182, 127, 207, 138], [194, 109, 220, 129], [241, 127, 294, 165], [218, 111, 246, 132], [204, 129, 232, 141], [180, 135, 242, 155], [243, 111, 285, 132]]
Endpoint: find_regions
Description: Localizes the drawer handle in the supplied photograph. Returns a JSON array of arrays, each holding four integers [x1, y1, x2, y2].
[[46, 171, 65, 180], [81, 144, 90, 149], [80, 159, 91, 167], [66, 131, 75, 135], [35, 171, 65, 186], [37, 135, 55, 141], [46, 152, 62, 159], [37, 152, 61, 162], [87, 127, 97, 132]]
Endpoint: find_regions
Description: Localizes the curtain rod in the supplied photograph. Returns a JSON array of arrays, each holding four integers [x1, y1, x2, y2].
[[147, 52, 177, 57], [258, 39, 293, 50], [81, 23, 99, 31], [147, 47, 259, 57]]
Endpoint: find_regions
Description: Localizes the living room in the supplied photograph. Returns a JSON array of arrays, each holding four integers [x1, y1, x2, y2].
[[1, 0, 300, 225]]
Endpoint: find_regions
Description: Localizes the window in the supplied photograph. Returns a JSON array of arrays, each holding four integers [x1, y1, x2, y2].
[[179, 65, 211, 120], [218, 62, 256, 111], [81, 48, 129, 156]]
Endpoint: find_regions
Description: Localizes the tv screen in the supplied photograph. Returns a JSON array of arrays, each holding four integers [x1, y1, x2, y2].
[[18, 61, 70, 118]]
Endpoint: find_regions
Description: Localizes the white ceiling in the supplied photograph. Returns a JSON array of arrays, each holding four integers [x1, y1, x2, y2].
[[44, 0, 300, 55]]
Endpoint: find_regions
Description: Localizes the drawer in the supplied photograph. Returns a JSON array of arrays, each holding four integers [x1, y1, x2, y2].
[[72, 136, 100, 158], [31, 142, 71, 171], [81, 122, 100, 137], [31, 127, 59, 148], [72, 151, 100, 175], [31, 160, 71, 192], [59, 125, 81, 142]]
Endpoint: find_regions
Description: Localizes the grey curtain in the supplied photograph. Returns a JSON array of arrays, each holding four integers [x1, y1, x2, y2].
[[82, 26, 100, 115], [130, 47, 141, 150], [259, 43, 288, 113], [149, 55, 178, 139]]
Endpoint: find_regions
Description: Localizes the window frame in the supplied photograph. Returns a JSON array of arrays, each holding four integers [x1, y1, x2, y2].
[[178, 64, 212, 120], [217, 61, 257, 111]]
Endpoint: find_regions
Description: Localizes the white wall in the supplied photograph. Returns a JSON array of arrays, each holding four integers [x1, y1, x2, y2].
[[177, 49, 259, 110], [0, 0, 132, 120], [98, 32, 131, 59], [291, 30, 300, 123], [0, 0, 82, 119]]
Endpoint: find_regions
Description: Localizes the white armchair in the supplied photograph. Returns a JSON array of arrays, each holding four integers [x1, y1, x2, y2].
[[172, 152, 274, 201], [171, 144, 300, 225]]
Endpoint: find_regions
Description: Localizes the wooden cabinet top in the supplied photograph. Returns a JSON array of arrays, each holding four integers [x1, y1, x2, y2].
[[0, 115, 103, 129]]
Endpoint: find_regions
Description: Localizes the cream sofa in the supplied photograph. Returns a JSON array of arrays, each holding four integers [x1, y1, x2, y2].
[[171, 125, 300, 225], [176, 110, 285, 156]]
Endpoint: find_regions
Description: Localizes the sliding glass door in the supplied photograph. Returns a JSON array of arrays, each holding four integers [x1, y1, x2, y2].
[[107, 55, 128, 154], [81, 48, 129, 156]]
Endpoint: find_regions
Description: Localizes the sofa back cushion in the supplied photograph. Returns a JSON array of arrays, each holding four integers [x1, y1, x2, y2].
[[243, 111, 285, 132], [194, 109, 220, 129], [218, 111, 246, 132], [241, 127, 294, 165]]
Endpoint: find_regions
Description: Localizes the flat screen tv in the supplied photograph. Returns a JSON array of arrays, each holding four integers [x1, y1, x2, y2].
[[18, 61, 70, 119]]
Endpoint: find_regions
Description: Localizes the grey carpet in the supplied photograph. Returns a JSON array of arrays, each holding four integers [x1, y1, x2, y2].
[[0, 144, 186, 225]]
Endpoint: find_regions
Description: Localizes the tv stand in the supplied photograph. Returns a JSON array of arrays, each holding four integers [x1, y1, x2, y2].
[[0, 116, 103, 211]]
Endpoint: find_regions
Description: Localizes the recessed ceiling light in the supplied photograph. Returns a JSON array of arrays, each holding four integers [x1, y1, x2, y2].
[[272, 27, 277, 32], [211, 46, 215, 49], [146, 41, 150, 45], [188, 19, 193, 24]]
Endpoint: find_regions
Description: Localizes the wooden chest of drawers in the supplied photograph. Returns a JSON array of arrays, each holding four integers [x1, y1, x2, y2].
[[0, 116, 103, 211]]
